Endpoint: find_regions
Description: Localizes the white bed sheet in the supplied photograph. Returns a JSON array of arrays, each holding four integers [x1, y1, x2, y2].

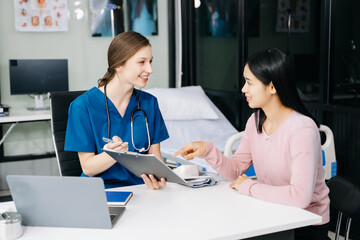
[[160, 93, 240, 173]]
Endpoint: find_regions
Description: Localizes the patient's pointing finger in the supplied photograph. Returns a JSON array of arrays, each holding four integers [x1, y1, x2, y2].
[[172, 150, 181, 156], [173, 147, 187, 156]]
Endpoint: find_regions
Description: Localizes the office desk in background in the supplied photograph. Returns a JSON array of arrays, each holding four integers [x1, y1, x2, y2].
[[0, 109, 55, 162], [0, 181, 321, 240]]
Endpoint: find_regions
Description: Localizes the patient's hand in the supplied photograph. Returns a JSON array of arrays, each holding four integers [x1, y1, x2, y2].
[[141, 174, 166, 190], [229, 174, 249, 189], [173, 141, 206, 160]]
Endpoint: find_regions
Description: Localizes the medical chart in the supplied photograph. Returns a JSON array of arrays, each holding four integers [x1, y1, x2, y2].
[[14, 0, 68, 32]]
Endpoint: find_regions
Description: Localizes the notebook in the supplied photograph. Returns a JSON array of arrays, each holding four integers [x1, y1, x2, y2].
[[103, 149, 217, 188], [6, 175, 125, 229], [105, 191, 133, 205]]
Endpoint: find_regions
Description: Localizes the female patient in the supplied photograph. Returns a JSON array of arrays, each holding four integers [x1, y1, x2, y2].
[[65, 31, 169, 190], [174, 48, 330, 240]]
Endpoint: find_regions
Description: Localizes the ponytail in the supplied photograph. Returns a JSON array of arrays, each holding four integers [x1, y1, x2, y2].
[[98, 68, 116, 87]]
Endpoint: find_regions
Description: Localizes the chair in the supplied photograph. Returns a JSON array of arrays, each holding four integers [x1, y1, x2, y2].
[[327, 176, 360, 240], [223, 124, 337, 179], [49, 91, 85, 176]]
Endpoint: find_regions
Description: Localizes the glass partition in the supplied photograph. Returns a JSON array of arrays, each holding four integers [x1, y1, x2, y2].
[[195, 0, 239, 92], [330, 0, 360, 107], [246, 0, 322, 103]]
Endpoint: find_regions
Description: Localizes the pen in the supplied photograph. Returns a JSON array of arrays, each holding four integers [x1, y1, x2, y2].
[[102, 137, 114, 143], [102, 137, 126, 146]]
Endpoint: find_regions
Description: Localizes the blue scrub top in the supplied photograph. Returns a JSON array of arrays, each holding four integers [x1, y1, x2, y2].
[[64, 87, 169, 188]]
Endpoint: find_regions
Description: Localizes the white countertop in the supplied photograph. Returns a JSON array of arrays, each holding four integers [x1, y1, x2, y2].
[[0, 109, 50, 124]]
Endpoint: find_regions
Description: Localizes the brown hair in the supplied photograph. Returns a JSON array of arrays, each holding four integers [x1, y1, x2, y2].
[[98, 31, 151, 87]]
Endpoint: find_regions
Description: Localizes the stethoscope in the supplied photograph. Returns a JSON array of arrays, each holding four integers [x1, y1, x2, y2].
[[104, 84, 150, 153]]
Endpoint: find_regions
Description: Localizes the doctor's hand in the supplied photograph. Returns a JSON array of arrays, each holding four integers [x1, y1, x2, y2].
[[141, 174, 166, 190], [229, 174, 249, 189], [173, 141, 207, 160], [106, 136, 129, 152]]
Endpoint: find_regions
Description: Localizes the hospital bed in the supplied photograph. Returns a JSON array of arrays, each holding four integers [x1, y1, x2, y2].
[[145, 86, 240, 173]]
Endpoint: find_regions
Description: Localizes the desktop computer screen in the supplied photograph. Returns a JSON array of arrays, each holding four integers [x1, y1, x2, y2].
[[9, 59, 69, 110]]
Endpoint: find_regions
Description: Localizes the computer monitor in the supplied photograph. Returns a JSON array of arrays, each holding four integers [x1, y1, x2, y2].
[[9, 59, 69, 110]]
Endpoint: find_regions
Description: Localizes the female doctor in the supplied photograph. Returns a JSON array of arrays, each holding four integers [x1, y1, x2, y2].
[[174, 48, 330, 240], [65, 31, 169, 190]]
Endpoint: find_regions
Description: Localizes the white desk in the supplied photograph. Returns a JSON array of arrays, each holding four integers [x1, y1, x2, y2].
[[0, 109, 53, 162], [0, 109, 51, 124], [0, 181, 321, 240], [0, 109, 51, 146]]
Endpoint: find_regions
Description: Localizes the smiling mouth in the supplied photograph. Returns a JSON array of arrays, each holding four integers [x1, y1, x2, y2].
[[139, 75, 149, 81]]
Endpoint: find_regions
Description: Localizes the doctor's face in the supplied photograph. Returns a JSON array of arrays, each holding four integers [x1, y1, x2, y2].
[[241, 64, 273, 109], [117, 45, 153, 88]]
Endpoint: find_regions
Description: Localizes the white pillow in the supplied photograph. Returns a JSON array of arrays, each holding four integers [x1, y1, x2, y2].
[[160, 96, 240, 173], [160, 97, 239, 153], [145, 86, 219, 120]]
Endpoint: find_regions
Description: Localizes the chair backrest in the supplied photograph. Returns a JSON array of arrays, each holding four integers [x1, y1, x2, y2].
[[328, 176, 360, 219], [49, 91, 85, 176], [328, 176, 360, 240], [223, 124, 337, 179]]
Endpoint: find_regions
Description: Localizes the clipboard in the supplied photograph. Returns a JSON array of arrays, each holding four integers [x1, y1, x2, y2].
[[103, 148, 217, 188]]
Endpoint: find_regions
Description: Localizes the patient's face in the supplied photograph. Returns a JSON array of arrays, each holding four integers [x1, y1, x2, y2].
[[241, 65, 273, 109]]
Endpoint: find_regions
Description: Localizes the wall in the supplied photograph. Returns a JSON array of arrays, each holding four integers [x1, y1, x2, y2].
[[0, 0, 169, 190]]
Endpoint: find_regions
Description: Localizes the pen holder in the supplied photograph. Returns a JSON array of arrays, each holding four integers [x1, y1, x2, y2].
[[0, 212, 23, 240]]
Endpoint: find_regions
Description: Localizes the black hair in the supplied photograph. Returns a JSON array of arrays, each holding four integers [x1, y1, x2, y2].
[[246, 48, 319, 133]]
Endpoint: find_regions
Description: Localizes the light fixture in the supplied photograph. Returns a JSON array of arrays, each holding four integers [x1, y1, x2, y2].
[[74, 8, 84, 20], [194, 0, 201, 8]]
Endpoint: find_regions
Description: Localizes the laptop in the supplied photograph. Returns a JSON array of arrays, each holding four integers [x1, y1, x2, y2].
[[6, 175, 125, 229], [103, 149, 217, 188]]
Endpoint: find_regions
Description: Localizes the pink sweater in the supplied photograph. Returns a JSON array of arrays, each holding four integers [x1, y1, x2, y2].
[[202, 111, 330, 224]]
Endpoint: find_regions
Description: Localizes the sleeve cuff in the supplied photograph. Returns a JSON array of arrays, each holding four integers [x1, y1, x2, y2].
[[201, 141, 216, 159], [236, 178, 256, 196]]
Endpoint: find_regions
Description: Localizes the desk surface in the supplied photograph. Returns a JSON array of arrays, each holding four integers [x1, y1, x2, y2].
[[0, 181, 321, 240], [0, 109, 50, 124]]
